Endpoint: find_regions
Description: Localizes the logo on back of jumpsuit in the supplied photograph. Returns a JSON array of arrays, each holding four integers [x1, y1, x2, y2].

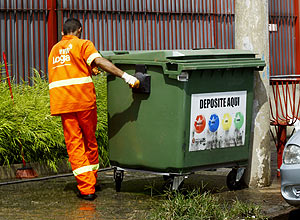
[[53, 44, 72, 65]]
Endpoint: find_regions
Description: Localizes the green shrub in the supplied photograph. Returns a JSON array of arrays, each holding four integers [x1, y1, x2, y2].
[[0, 69, 109, 170]]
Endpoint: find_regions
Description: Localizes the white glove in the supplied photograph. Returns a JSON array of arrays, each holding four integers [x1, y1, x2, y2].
[[121, 72, 140, 88]]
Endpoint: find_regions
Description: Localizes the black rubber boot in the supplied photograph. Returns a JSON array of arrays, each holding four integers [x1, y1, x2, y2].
[[77, 193, 97, 201]]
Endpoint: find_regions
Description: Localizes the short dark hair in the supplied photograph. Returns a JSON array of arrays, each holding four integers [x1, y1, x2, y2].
[[63, 18, 82, 35]]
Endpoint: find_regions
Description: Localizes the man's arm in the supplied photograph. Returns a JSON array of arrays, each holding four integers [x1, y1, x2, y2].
[[91, 57, 139, 88], [92, 57, 123, 77]]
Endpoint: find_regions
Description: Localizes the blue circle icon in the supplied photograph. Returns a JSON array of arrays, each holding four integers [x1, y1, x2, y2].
[[208, 114, 219, 132]]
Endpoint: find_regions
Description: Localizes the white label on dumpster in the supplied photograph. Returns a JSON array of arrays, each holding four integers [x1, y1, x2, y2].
[[189, 91, 247, 151]]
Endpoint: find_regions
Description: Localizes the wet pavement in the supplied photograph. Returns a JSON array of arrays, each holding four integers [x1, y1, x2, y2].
[[0, 167, 299, 220], [0, 143, 299, 220]]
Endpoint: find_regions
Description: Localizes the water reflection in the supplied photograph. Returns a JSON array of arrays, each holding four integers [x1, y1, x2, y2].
[[66, 201, 97, 220]]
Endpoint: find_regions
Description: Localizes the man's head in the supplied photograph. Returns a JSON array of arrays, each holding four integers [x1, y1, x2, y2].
[[62, 18, 82, 37]]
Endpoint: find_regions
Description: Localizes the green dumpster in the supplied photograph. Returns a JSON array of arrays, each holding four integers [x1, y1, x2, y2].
[[102, 50, 265, 191]]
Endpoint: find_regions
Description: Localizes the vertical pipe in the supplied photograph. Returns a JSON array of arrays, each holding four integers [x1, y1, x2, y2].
[[142, 10, 145, 50], [21, 0, 25, 82], [231, 0, 234, 48], [150, 3, 154, 50], [129, 12, 132, 50], [119, 0, 123, 51], [86, 0, 91, 42], [210, 0, 214, 48], [203, 0, 207, 48], [77, 0, 81, 19], [154, 2, 158, 50], [170, 1, 174, 49], [159, 5, 162, 50], [72, 0, 75, 18], [32, 0, 36, 69], [294, 0, 300, 73], [276, 125, 286, 177], [162, 1, 166, 49], [91, 0, 95, 45], [269, 0, 273, 75], [137, 12, 140, 50], [275, 0, 279, 75], [8, 1, 12, 68], [67, 0, 70, 17], [4, 1, 8, 81], [226, 0, 229, 49], [278, 0, 283, 75], [175, 0, 179, 49], [114, 0, 117, 50], [15, 0, 20, 84], [42, 0, 47, 77], [283, 0, 288, 75], [82, 1, 86, 39], [183, 16, 186, 48], [101, 1, 105, 50], [133, 5, 136, 50], [288, 0, 293, 74], [219, 0, 223, 48], [105, 0, 109, 50], [146, 2, 149, 50], [199, 5, 202, 48], [179, 0, 182, 49], [183, 0, 186, 49], [213, 0, 217, 48], [37, 0, 41, 72], [27, 0, 30, 81], [96, 0, 100, 49], [166, 1, 170, 50], [124, 7, 128, 50], [110, 2, 114, 50], [195, 1, 199, 49]]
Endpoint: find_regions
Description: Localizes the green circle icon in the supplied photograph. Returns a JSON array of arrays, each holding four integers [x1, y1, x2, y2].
[[234, 112, 244, 130]]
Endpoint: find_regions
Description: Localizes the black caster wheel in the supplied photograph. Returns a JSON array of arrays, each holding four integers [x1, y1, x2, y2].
[[114, 169, 124, 192], [226, 168, 244, 191]]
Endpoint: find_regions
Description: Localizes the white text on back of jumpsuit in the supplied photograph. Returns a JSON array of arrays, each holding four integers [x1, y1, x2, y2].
[[53, 44, 72, 65]]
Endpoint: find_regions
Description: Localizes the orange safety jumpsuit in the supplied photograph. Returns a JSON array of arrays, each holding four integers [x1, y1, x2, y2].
[[48, 35, 101, 195]]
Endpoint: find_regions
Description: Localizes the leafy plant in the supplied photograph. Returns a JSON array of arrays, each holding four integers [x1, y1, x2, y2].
[[0, 68, 109, 170]]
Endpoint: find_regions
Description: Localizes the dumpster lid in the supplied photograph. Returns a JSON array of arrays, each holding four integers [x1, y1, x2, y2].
[[100, 49, 266, 75]]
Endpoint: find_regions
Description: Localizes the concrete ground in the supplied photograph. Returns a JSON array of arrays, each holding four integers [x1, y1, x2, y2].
[[0, 141, 299, 220], [0, 166, 299, 220]]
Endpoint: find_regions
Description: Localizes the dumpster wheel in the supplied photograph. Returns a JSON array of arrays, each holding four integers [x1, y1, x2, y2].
[[114, 169, 124, 192], [226, 168, 245, 191]]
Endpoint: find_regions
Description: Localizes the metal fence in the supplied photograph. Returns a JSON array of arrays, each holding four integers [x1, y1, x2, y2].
[[0, 0, 48, 84], [269, 0, 300, 76], [0, 0, 235, 84], [59, 0, 235, 51]]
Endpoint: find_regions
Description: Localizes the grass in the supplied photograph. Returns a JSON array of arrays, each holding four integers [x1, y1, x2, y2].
[[0, 67, 109, 170], [148, 189, 268, 220]]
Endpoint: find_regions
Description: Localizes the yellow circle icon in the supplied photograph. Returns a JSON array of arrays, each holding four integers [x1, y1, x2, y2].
[[221, 113, 232, 131]]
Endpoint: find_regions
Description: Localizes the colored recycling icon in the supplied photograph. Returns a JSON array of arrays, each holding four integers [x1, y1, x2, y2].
[[194, 114, 206, 134], [221, 113, 232, 131], [234, 112, 244, 130], [208, 114, 219, 132]]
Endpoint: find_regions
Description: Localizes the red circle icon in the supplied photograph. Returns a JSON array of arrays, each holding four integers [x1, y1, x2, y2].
[[194, 115, 206, 134]]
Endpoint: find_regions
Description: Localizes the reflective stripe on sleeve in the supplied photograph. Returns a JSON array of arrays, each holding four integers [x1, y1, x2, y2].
[[73, 164, 99, 177], [49, 76, 93, 90], [86, 52, 102, 66]]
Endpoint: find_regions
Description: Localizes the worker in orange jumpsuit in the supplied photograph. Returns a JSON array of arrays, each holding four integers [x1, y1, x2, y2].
[[48, 18, 139, 200]]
